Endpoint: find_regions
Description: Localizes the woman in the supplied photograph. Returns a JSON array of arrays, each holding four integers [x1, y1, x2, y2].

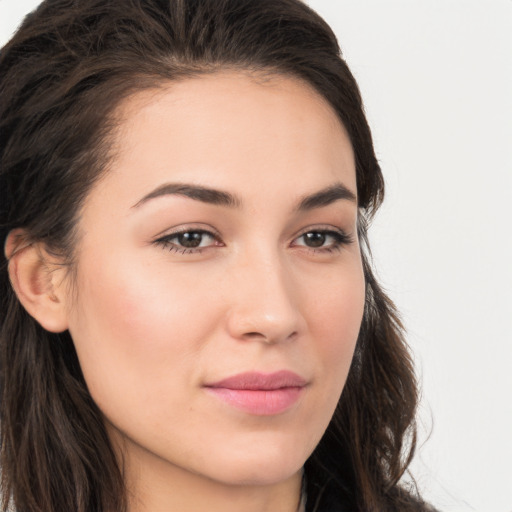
[[0, 1, 432, 511]]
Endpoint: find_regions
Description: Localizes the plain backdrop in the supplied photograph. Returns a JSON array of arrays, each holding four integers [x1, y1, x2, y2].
[[1, 1, 511, 511]]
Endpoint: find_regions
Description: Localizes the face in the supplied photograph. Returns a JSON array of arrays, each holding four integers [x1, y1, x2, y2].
[[63, 72, 365, 489]]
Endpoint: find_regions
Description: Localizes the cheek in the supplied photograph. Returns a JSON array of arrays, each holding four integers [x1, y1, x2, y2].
[[304, 259, 365, 392], [307, 258, 365, 344], [66, 250, 220, 410]]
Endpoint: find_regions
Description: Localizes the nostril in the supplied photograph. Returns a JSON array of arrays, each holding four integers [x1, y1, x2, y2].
[[243, 331, 269, 342], [242, 330, 298, 344]]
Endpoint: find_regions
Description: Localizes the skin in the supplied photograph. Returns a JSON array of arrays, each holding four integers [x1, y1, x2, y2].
[[18, 72, 366, 511]]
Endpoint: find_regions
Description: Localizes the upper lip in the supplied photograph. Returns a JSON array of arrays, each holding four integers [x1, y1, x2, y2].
[[205, 370, 307, 390]]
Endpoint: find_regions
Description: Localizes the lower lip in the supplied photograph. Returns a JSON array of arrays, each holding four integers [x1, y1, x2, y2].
[[205, 387, 304, 415]]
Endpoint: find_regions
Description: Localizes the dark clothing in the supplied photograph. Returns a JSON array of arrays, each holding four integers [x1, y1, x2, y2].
[[305, 474, 353, 512], [304, 469, 439, 512]]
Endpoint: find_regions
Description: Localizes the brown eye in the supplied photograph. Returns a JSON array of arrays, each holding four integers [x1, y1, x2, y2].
[[303, 232, 326, 247], [177, 231, 204, 248], [155, 229, 219, 252], [293, 229, 353, 252]]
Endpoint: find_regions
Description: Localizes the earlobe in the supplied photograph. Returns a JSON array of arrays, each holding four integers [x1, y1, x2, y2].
[[6, 229, 69, 333]]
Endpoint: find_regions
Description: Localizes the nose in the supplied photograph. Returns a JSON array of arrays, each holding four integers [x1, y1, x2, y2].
[[225, 252, 303, 345]]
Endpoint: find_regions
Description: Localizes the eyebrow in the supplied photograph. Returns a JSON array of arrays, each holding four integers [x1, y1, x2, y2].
[[296, 183, 357, 211], [132, 183, 241, 209], [132, 182, 356, 210]]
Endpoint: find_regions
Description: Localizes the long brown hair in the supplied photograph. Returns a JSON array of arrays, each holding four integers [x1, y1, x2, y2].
[[1, 1, 424, 510]]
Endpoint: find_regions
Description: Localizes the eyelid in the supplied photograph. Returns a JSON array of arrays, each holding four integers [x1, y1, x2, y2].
[[291, 225, 355, 250], [152, 223, 222, 242], [292, 224, 353, 240], [152, 224, 224, 253]]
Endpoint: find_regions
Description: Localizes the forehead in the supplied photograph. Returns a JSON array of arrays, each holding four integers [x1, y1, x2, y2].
[[93, 71, 356, 209]]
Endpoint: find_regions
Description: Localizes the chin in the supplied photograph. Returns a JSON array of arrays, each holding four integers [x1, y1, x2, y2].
[[196, 434, 311, 486]]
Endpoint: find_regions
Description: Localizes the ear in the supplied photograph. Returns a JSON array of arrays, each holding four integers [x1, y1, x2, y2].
[[5, 229, 69, 333]]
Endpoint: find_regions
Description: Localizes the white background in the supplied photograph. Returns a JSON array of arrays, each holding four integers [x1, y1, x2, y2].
[[1, 1, 511, 511]]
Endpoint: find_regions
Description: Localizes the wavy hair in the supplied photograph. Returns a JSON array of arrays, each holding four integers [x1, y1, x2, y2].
[[0, 1, 423, 510]]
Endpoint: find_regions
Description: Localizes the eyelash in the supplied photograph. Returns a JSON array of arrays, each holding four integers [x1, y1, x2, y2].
[[153, 227, 222, 254], [153, 227, 354, 255], [292, 228, 354, 253]]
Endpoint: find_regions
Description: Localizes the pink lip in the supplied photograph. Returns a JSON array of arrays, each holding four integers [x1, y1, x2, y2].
[[204, 371, 307, 416]]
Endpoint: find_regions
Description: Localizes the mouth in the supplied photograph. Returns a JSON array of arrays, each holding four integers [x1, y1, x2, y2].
[[204, 370, 307, 416]]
